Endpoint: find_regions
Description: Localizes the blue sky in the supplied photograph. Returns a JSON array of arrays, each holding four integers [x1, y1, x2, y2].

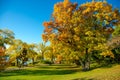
[[0, 0, 120, 44]]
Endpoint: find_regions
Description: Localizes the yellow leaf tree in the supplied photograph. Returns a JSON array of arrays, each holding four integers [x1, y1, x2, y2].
[[42, 0, 120, 71]]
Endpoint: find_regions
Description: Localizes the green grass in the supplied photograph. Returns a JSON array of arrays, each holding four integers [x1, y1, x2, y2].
[[0, 64, 120, 80]]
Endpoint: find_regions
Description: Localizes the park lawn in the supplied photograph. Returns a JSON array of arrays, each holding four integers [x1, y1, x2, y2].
[[0, 64, 120, 80]]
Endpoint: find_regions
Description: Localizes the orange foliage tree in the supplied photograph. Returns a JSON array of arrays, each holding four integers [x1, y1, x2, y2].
[[42, 0, 120, 70]]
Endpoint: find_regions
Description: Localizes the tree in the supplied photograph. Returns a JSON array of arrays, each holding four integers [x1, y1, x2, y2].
[[108, 25, 120, 63], [44, 43, 62, 64], [0, 29, 14, 70], [0, 29, 14, 46], [7, 40, 38, 66], [37, 43, 47, 60], [42, 0, 120, 70], [44, 46, 55, 63], [7, 39, 24, 67], [27, 44, 37, 64], [112, 25, 120, 37]]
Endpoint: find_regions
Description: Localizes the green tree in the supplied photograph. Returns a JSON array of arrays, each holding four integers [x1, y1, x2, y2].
[[107, 25, 120, 63], [0, 29, 14, 46], [112, 25, 120, 37]]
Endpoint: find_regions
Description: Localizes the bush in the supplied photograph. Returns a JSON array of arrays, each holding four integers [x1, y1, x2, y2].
[[41, 60, 52, 65]]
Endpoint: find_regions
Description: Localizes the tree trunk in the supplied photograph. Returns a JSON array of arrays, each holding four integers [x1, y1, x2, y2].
[[16, 58, 19, 66], [74, 59, 81, 66], [79, 48, 91, 71], [32, 58, 34, 65], [80, 60, 90, 71], [41, 52, 44, 60], [51, 54, 54, 64]]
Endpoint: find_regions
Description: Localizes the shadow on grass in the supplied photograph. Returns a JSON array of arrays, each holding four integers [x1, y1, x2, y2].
[[72, 77, 94, 80], [89, 63, 115, 71], [0, 69, 79, 77], [35, 65, 78, 69]]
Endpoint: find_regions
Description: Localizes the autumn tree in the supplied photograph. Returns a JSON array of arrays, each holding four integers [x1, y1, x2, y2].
[[27, 44, 37, 64], [7, 39, 25, 67], [42, 0, 120, 70], [36, 43, 47, 61], [46, 43, 63, 63], [7, 39, 37, 67], [0, 29, 14, 70], [44, 46, 54, 63]]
